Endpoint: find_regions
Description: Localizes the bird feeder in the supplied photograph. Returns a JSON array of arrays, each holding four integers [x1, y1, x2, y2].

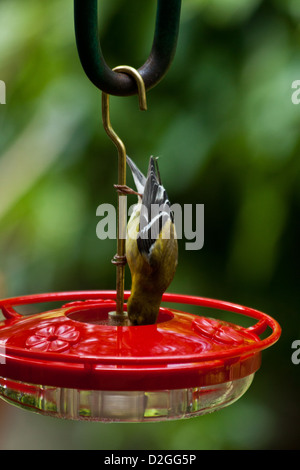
[[0, 0, 281, 422], [0, 291, 280, 421]]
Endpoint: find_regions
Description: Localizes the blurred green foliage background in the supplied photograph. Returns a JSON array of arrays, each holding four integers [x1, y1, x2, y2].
[[0, 0, 299, 449]]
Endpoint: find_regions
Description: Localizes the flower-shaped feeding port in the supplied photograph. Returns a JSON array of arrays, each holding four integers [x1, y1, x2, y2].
[[0, 291, 281, 422], [25, 325, 80, 353], [193, 317, 256, 345]]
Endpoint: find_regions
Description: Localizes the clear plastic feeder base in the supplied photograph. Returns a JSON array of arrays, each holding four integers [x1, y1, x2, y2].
[[0, 375, 254, 422]]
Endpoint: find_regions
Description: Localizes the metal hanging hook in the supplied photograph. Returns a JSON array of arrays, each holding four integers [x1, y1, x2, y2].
[[102, 66, 147, 321], [74, 0, 181, 96]]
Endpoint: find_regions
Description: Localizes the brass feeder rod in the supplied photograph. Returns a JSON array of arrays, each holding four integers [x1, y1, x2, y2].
[[102, 66, 147, 321]]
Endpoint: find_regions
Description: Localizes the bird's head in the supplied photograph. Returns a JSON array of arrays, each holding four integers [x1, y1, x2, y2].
[[127, 294, 161, 326]]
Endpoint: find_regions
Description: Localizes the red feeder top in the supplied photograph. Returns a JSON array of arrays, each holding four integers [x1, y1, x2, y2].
[[0, 291, 281, 391]]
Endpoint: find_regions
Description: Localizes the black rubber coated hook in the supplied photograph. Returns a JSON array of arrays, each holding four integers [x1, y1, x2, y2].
[[74, 0, 182, 96]]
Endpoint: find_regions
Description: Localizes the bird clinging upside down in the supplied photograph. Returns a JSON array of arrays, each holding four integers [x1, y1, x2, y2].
[[125, 155, 178, 325]]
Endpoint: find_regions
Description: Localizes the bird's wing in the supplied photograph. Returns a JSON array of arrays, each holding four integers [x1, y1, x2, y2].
[[138, 157, 174, 261], [126, 155, 146, 195]]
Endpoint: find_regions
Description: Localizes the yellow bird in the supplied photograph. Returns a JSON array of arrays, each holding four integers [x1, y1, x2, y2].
[[125, 156, 178, 325]]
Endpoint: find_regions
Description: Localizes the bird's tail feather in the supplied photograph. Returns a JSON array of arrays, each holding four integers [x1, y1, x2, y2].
[[126, 155, 146, 195]]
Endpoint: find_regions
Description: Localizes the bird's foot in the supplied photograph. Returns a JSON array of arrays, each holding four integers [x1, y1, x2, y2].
[[111, 254, 127, 266], [114, 184, 142, 198]]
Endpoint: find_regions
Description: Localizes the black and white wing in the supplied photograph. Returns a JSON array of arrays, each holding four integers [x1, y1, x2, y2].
[[138, 157, 173, 260]]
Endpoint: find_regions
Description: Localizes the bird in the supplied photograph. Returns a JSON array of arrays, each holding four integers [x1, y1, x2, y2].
[[124, 155, 178, 325]]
